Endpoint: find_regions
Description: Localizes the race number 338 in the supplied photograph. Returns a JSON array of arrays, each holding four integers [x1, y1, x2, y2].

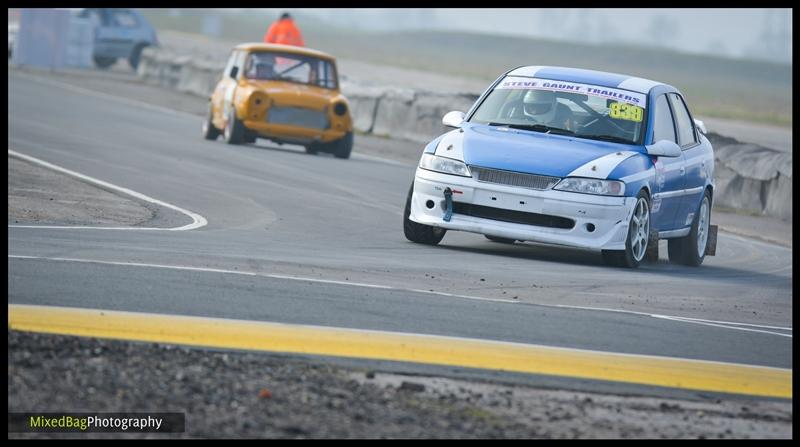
[[609, 102, 643, 122]]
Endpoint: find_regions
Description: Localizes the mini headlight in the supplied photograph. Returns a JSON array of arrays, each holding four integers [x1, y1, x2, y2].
[[553, 177, 625, 196], [333, 102, 347, 116], [419, 153, 472, 177]]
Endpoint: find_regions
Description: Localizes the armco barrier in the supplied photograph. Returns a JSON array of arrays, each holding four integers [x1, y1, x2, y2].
[[136, 47, 791, 222]]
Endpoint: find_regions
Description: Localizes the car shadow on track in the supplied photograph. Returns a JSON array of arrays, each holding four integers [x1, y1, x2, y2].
[[243, 141, 343, 159], [437, 240, 605, 268], [432, 240, 791, 285]]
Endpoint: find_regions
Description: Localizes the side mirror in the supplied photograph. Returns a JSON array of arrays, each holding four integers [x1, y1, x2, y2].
[[442, 110, 465, 128], [693, 118, 707, 135], [645, 139, 682, 158], [229, 66, 239, 80]]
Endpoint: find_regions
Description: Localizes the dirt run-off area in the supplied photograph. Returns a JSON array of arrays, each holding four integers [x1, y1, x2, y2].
[[8, 330, 792, 439]]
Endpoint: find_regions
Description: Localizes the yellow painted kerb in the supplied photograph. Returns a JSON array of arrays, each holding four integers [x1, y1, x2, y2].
[[8, 304, 792, 399]]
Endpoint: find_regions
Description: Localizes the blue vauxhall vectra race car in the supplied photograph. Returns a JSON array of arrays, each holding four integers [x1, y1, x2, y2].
[[404, 66, 716, 269]]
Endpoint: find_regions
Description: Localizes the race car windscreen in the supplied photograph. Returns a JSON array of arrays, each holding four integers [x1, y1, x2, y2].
[[470, 76, 647, 145], [244, 52, 337, 89]]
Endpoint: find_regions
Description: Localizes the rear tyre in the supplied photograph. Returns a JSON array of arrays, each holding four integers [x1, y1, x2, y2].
[[403, 184, 446, 245], [601, 190, 650, 269], [244, 132, 257, 144], [223, 108, 245, 145], [668, 190, 711, 267], [485, 235, 516, 244], [305, 144, 319, 155], [202, 103, 220, 141], [93, 56, 116, 69]]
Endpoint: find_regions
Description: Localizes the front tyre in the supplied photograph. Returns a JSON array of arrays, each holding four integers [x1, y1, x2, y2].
[[223, 108, 245, 145], [403, 184, 446, 245], [332, 132, 353, 159], [202, 103, 220, 141], [602, 190, 650, 269], [668, 190, 711, 267]]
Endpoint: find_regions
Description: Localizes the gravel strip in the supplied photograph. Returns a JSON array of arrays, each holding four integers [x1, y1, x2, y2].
[[8, 155, 189, 228], [8, 330, 791, 439]]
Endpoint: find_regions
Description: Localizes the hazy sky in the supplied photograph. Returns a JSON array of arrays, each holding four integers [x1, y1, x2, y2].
[[275, 8, 792, 64]]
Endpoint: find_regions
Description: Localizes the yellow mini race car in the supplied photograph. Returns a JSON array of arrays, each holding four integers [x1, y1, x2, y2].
[[203, 43, 354, 159]]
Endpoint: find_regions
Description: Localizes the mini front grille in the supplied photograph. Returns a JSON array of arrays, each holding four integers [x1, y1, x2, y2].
[[470, 167, 560, 190], [453, 202, 575, 229], [267, 106, 329, 130]]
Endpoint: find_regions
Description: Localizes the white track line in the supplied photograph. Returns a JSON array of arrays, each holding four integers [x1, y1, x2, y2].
[[8, 150, 207, 231], [651, 315, 792, 338], [8, 255, 518, 305], [9, 255, 792, 336], [553, 304, 791, 338]]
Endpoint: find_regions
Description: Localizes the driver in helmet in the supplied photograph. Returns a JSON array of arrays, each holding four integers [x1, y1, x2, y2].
[[522, 89, 575, 131]]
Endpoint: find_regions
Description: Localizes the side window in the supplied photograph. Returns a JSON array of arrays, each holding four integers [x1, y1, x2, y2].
[[112, 10, 139, 28], [668, 93, 698, 148], [652, 94, 676, 144], [323, 61, 338, 89], [223, 51, 237, 79], [233, 51, 247, 78]]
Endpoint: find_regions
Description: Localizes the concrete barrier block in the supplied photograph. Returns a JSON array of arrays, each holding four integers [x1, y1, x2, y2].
[[777, 158, 792, 178], [715, 144, 789, 181], [371, 88, 417, 139], [409, 93, 477, 142], [342, 83, 385, 134], [349, 96, 379, 133], [713, 163, 765, 214], [764, 174, 792, 221]]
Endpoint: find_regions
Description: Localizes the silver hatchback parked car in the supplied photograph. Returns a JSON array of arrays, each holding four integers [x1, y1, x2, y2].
[[77, 8, 158, 70]]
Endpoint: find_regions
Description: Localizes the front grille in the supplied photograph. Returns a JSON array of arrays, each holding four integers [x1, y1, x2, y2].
[[453, 202, 575, 229], [267, 106, 329, 130], [471, 166, 560, 191]]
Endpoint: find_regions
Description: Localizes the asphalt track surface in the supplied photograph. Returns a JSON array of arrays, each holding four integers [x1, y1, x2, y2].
[[7, 71, 792, 396]]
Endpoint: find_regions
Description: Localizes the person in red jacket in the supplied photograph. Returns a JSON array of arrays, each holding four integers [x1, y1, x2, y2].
[[263, 12, 305, 47]]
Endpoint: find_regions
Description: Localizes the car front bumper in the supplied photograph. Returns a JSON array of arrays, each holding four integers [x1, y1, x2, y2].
[[410, 168, 638, 250]]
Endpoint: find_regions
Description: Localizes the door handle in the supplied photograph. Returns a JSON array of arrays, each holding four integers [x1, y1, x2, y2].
[[680, 166, 686, 175]]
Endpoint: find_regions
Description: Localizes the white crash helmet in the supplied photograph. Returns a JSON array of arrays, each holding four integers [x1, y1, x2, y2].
[[522, 89, 557, 122]]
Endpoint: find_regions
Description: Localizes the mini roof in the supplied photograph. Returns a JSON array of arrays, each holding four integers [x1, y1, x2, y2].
[[234, 43, 336, 61]]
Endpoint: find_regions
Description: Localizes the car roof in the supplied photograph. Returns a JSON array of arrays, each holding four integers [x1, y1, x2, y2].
[[234, 43, 336, 61], [506, 66, 669, 94]]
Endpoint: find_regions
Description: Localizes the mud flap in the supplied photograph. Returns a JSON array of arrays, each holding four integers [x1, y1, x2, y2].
[[706, 224, 718, 256], [443, 187, 453, 222], [645, 229, 659, 263]]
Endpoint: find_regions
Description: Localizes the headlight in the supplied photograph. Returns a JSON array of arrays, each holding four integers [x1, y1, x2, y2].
[[419, 153, 472, 177], [333, 102, 347, 116], [553, 177, 625, 196]]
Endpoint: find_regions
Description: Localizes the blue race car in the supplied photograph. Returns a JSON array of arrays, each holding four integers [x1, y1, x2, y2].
[[404, 66, 716, 268]]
